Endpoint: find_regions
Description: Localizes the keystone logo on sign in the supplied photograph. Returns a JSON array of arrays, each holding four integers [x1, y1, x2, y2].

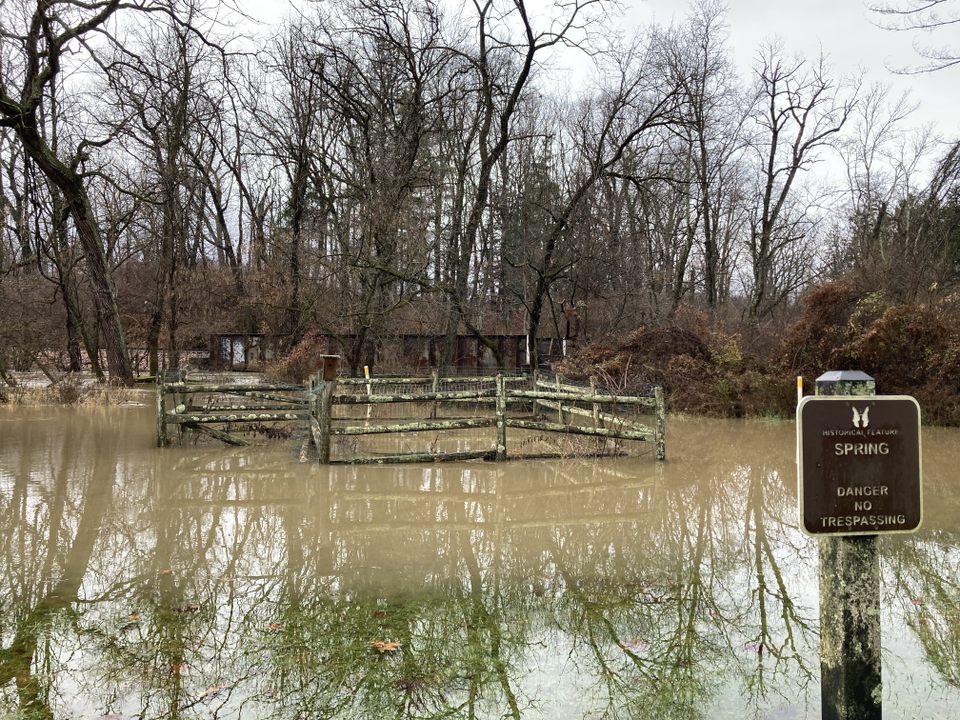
[[852, 406, 869, 428], [796, 396, 922, 536]]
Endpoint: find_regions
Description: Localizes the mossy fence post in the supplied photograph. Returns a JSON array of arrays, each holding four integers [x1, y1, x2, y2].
[[316, 376, 336, 464], [531, 369, 540, 418], [654, 386, 665, 461], [555, 375, 565, 424], [590, 377, 600, 429], [430, 369, 440, 420], [156, 375, 168, 447], [815, 370, 880, 720], [495, 374, 507, 461]]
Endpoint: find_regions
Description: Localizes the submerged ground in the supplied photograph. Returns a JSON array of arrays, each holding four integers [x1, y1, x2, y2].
[[0, 406, 958, 719]]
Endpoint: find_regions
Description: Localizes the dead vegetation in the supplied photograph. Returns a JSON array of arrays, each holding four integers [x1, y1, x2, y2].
[[0, 374, 143, 406], [561, 287, 960, 425]]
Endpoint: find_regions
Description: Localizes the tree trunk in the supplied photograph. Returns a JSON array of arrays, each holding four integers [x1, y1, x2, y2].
[[18, 127, 133, 383]]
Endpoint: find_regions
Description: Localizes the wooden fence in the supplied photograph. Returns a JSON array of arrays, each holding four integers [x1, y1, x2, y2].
[[156, 374, 308, 447], [310, 371, 665, 464], [156, 370, 665, 464]]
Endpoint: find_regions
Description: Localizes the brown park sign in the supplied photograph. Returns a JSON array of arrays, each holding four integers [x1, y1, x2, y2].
[[797, 396, 922, 536]]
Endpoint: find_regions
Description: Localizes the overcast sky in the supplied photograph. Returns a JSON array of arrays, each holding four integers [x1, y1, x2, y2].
[[242, 0, 959, 145], [631, 0, 960, 139]]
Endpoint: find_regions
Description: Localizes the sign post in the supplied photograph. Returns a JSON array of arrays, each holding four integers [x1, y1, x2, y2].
[[797, 371, 923, 720]]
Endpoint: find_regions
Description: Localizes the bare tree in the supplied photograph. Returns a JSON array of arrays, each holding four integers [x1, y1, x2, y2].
[[746, 45, 857, 318], [436, 0, 609, 371], [0, 0, 135, 381], [870, 0, 960, 72], [668, 0, 750, 311], [516, 39, 685, 366], [104, 0, 216, 373]]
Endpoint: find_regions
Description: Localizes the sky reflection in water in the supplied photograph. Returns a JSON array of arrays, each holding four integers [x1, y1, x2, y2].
[[0, 407, 958, 719]]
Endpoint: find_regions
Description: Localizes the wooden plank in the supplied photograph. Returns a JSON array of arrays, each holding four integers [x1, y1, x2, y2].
[[496, 374, 507, 460], [310, 415, 324, 453], [156, 380, 168, 447], [222, 390, 307, 405], [337, 375, 528, 386], [556, 375, 565, 424], [537, 378, 593, 395], [507, 390, 656, 407], [338, 376, 433, 386], [590, 377, 600, 428], [185, 423, 251, 446], [505, 418, 654, 441], [167, 411, 305, 423], [317, 379, 336, 464], [162, 382, 304, 394], [330, 450, 497, 465], [655, 385, 666, 461], [505, 450, 628, 460], [532, 369, 540, 417], [536, 399, 652, 433], [332, 418, 497, 436], [332, 389, 497, 404], [188, 404, 307, 413]]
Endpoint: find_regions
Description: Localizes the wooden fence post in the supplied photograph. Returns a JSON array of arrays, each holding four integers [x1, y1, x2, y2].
[[815, 371, 880, 720], [532, 369, 540, 418], [364, 365, 372, 420], [555, 375, 565, 424], [317, 377, 337, 464], [156, 376, 168, 447], [496, 374, 507, 461], [654, 386, 665, 461], [590, 376, 600, 429], [430, 368, 440, 419]]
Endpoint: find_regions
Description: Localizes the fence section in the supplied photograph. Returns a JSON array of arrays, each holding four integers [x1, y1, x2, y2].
[[309, 372, 665, 464], [156, 373, 308, 447], [155, 368, 666, 465]]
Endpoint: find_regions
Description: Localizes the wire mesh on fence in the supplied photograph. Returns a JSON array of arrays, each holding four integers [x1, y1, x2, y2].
[[328, 373, 660, 463]]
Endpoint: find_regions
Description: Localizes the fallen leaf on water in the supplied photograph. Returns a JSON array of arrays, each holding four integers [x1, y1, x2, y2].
[[128, 612, 141, 622], [170, 662, 186, 675], [370, 640, 401, 653], [911, 598, 924, 606], [159, 569, 172, 576], [197, 684, 228, 701], [268, 622, 282, 631]]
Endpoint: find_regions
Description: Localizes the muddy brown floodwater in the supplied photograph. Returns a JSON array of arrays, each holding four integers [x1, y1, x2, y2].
[[0, 405, 958, 719]]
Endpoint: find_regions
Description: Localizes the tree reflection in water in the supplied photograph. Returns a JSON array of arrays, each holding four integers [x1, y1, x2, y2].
[[0, 410, 958, 718]]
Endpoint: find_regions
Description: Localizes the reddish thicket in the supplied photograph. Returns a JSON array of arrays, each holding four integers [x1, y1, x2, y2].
[[268, 331, 328, 383], [845, 301, 960, 424], [560, 321, 792, 418], [779, 280, 864, 372], [780, 282, 960, 424], [561, 286, 960, 425]]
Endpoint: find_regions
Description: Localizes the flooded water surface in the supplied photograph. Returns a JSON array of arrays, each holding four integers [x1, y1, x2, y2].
[[1, 406, 959, 719]]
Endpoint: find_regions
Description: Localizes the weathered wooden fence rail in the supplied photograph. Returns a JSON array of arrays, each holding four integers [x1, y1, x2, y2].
[[309, 371, 665, 465], [156, 367, 666, 464], [156, 375, 307, 448]]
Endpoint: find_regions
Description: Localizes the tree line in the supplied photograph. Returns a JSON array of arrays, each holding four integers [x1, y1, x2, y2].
[[1, 0, 958, 382]]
